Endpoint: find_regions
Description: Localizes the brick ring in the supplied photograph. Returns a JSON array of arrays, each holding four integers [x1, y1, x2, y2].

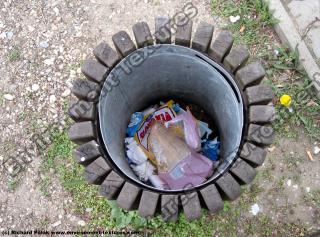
[[68, 17, 275, 221]]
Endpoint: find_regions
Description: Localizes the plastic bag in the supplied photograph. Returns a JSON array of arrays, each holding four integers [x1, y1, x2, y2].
[[165, 109, 201, 151], [202, 138, 220, 161], [125, 137, 148, 165], [134, 104, 177, 159], [158, 152, 213, 189], [141, 105, 158, 117], [126, 112, 144, 137], [198, 121, 212, 141], [148, 122, 191, 172], [131, 161, 168, 189]]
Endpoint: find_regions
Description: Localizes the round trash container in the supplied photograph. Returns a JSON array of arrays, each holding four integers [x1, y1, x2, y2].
[[68, 18, 275, 221]]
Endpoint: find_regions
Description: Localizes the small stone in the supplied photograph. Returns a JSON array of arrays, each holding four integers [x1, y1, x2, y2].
[[7, 31, 13, 39], [27, 26, 35, 32], [52, 220, 61, 227], [0, 32, 6, 39], [8, 166, 13, 173], [250, 203, 260, 216], [287, 179, 292, 187], [313, 146, 320, 155], [61, 88, 71, 97], [44, 58, 55, 65], [0, 31, 13, 39], [0, 218, 2, 223], [39, 41, 49, 48], [85, 208, 93, 213], [306, 187, 310, 193], [229, 15, 240, 23], [31, 84, 40, 91], [4, 94, 14, 101], [77, 220, 86, 226], [58, 214, 63, 219], [268, 146, 276, 152], [53, 7, 60, 15], [49, 95, 56, 104], [0, 156, 3, 161], [293, 185, 298, 189]]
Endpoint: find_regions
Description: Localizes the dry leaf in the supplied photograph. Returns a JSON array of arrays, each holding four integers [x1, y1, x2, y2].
[[240, 25, 246, 33], [306, 149, 314, 161], [306, 100, 318, 107], [268, 146, 276, 152]]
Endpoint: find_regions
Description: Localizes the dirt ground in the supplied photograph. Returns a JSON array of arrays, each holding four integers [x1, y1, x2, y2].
[[0, 0, 319, 235]]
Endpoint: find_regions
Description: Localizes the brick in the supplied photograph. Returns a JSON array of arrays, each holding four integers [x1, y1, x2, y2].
[[71, 79, 100, 102], [200, 184, 223, 213], [181, 192, 202, 220], [81, 59, 108, 84], [93, 41, 120, 68], [84, 156, 111, 184], [161, 195, 178, 221], [208, 31, 234, 62], [138, 190, 159, 218], [175, 18, 192, 47], [155, 16, 171, 44], [223, 45, 249, 73], [73, 140, 100, 165], [191, 22, 214, 52], [216, 172, 242, 200], [68, 121, 96, 144], [68, 100, 96, 122], [117, 182, 141, 210], [100, 171, 125, 200], [132, 22, 153, 48], [240, 142, 267, 166], [230, 158, 257, 184], [247, 124, 275, 146], [236, 62, 265, 88], [249, 105, 276, 123], [245, 85, 274, 105], [112, 31, 136, 57]]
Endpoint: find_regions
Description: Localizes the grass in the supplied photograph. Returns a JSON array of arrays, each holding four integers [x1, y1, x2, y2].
[[262, 46, 320, 139], [212, 0, 320, 140], [0, 93, 4, 106], [8, 47, 21, 62], [8, 177, 21, 191], [265, 67, 320, 140], [18, 112, 27, 122], [211, 0, 278, 55], [305, 189, 320, 209]]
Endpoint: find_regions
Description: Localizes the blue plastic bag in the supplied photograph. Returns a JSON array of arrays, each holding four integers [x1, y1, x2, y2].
[[202, 139, 220, 161], [126, 112, 144, 137]]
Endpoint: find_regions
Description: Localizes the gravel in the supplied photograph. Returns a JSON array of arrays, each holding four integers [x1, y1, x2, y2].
[[3, 94, 14, 100]]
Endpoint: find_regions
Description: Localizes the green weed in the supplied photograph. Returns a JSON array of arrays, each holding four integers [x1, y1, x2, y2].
[[211, 0, 278, 51], [8, 48, 21, 62]]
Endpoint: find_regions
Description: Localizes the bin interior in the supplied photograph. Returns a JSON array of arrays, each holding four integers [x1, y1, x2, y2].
[[98, 45, 244, 192]]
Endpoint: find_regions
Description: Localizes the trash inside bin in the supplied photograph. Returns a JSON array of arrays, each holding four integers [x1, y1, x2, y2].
[[125, 100, 220, 190]]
